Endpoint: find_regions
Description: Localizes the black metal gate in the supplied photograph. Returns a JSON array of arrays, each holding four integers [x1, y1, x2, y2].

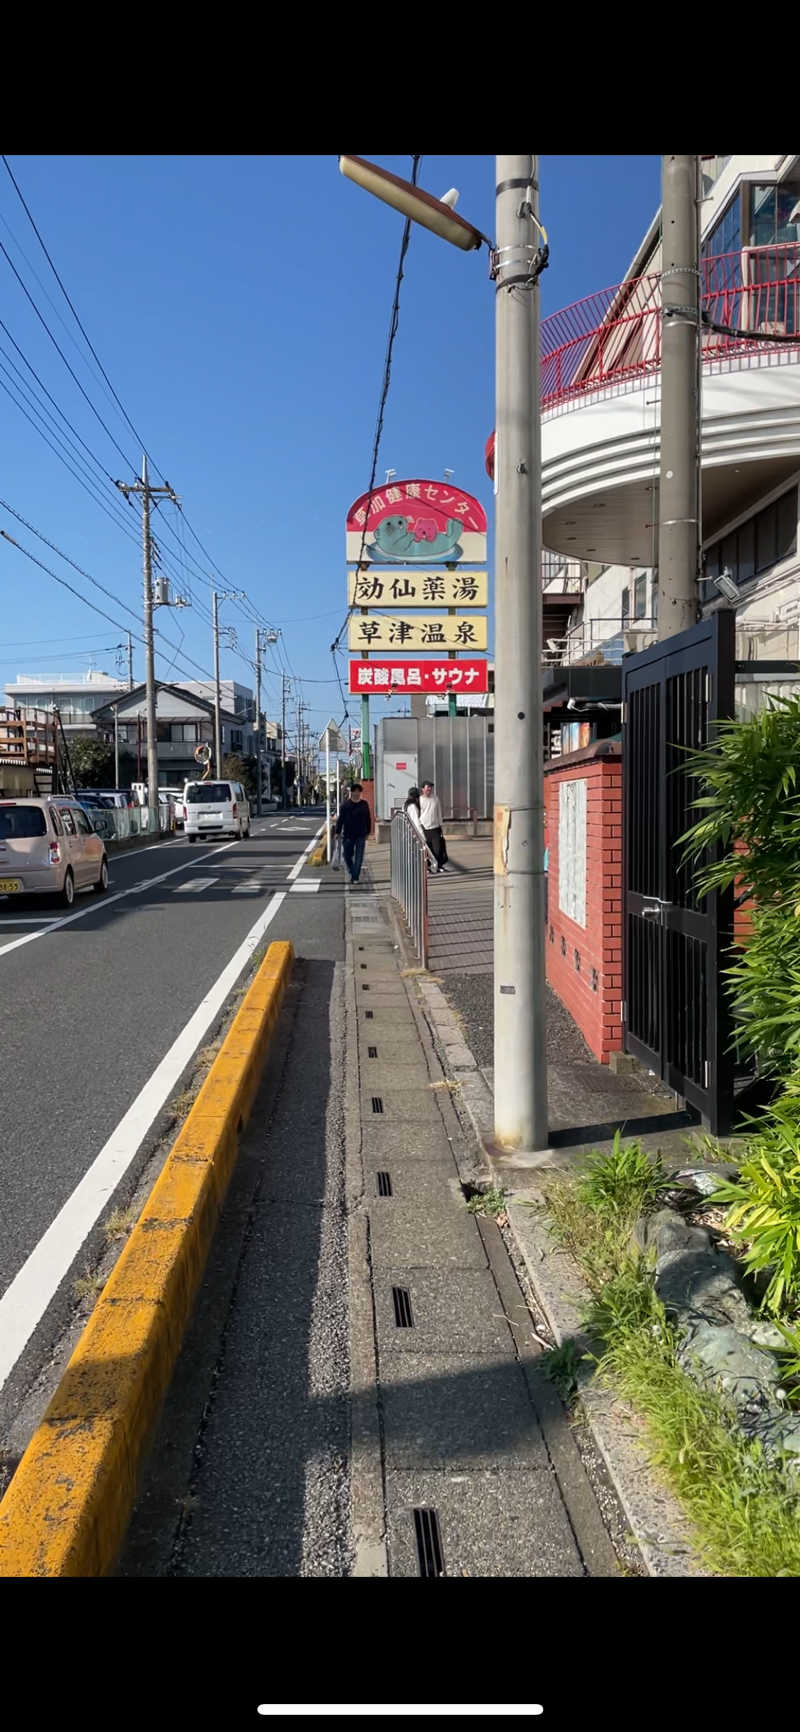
[[623, 611, 736, 1133]]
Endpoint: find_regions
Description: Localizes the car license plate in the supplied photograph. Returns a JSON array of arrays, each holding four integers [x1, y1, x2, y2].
[[0, 878, 22, 893]]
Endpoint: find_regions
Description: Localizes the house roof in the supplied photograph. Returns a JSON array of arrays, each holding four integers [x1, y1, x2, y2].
[[91, 680, 241, 725]]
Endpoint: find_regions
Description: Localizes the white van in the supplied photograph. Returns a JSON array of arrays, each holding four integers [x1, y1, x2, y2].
[[183, 779, 250, 842]]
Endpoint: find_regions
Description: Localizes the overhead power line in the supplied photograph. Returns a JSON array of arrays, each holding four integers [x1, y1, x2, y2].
[[2, 154, 160, 472], [329, 152, 422, 725]]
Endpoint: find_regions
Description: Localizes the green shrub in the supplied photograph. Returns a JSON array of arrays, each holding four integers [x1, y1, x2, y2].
[[682, 693, 800, 1074], [576, 1133, 671, 1222], [710, 1085, 800, 1315]]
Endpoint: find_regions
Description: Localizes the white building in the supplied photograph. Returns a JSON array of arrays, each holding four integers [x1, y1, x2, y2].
[[540, 154, 800, 665], [3, 670, 128, 736]]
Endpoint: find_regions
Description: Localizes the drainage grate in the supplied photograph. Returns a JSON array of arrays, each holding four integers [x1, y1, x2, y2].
[[367, 1045, 378, 1058], [371, 1096, 384, 1114], [392, 1285, 414, 1328], [362, 984, 370, 991], [413, 1507, 444, 1577], [365, 1010, 374, 1020], [360, 963, 367, 969], [376, 1170, 392, 1197]]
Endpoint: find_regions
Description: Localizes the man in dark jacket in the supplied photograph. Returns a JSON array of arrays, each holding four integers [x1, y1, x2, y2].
[[335, 783, 371, 886]]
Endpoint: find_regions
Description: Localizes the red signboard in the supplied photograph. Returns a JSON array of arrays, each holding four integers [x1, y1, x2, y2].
[[348, 658, 488, 695], [346, 478, 487, 565]]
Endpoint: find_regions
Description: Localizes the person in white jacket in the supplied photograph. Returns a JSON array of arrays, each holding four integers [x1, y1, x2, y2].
[[420, 780, 448, 873], [404, 787, 437, 872]]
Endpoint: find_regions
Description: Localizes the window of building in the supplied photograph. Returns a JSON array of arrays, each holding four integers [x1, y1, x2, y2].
[[702, 485, 798, 599], [170, 723, 198, 743], [749, 185, 800, 249], [230, 728, 243, 751], [633, 573, 648, 619], [620, 586, 630, 625]]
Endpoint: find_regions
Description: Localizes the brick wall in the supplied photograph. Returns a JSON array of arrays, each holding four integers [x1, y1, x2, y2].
[[544, 744, 622, 1064]]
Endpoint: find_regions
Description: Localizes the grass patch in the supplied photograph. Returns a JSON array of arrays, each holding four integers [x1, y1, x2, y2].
[[465, 1186, 507, 1219], [102, 1203, 140, 1242], [575, 1132, 671, 1219], [72, 1268, 105, 1302], [543, 1141, 800, 1577], [539, 1338, 583, 1402]]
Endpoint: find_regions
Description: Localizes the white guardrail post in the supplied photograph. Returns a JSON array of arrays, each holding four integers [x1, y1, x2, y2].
[[390, 809, 429, 968]]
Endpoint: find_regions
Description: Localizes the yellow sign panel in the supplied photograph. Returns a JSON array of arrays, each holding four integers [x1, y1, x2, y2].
[[348, 570, 487, 608], [348, 615, 488, 652]]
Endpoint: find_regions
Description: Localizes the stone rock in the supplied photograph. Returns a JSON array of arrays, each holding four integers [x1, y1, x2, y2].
[[742, 1319, 786, 1353], [748, 1413, 800, 1474], [678, 1321, 781, 1415], [673, 1162, 739, 1196]]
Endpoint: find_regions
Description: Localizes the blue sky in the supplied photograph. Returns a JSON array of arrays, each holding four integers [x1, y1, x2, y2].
[[0, 154, 660, 739]]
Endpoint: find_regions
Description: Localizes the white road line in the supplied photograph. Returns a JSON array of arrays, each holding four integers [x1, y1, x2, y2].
[[0, 818, 326, 1398], [174, 876, 219, 893], [287, 824, 327, 882], [0, 917, 58, 925], [0, 840, 237, 961], [290, 881, 320, 893], [0, 888, 288, 1399]]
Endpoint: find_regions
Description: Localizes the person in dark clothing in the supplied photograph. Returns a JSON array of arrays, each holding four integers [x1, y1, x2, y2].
[[335, 782, 371, 885]]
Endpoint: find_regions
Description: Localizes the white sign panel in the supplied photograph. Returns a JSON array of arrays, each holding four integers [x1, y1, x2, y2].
[[558, 779, 587, 928]]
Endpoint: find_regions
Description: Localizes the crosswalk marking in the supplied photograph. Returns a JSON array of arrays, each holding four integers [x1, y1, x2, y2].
[[290, 881, 320, 893], [174, 876, 219, 893]]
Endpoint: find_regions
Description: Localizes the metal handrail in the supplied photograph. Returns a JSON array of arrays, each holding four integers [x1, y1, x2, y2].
[[390, 809, 429, 967], [541, 242, 800, 410]]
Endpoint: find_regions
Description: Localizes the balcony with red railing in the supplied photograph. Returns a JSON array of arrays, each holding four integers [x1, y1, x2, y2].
[[523, 243, 800, 567], [540, 243, 800, 413]]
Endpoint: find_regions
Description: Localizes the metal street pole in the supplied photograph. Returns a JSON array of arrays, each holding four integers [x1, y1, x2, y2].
[[493, 155, 548, 1153], [116, 460, 178, 821], [254, 628, 263, 817], [325, 727, 331, 860], [361, 693, 371, 780], [212, 590, 222, 777], [140, 457, 159, 820], [657, 154, 701, 639], [114, 703, 120, 789], [281, 673, 287, 808]]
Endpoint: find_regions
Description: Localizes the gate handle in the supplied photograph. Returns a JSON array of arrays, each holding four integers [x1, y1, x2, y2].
[[641, 903, 662, 919]]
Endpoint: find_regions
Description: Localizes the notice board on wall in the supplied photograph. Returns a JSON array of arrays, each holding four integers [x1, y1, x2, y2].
[[558, 779, 587, 927]]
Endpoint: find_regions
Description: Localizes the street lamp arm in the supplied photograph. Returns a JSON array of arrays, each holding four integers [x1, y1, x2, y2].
[[339, 155, 489, 252]]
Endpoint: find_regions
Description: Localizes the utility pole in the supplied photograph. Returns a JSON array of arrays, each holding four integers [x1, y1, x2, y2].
[[337, 153, 546, 1149], [114, 703, 120, 789], [492, 155, 548, 1153], [211, 590, 244, 778], [657, 154, 701, 639], [254, 627, 278, 817], [116, 457, 177, 820], [254, 626, 262, 816], [281, 673, 288, 808], [212, 591, 222, 779]]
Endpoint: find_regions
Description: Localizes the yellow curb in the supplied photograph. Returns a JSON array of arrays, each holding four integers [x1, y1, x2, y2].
[[0, 939, 293, 1578]]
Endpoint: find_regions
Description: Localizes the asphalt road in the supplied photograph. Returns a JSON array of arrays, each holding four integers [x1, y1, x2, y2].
[[0, 808, 341, 1429]]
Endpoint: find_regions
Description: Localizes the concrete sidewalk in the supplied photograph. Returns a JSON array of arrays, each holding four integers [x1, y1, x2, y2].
[[345, 870, 623, 1577], [364, 837, 709, 1575], [367, 831, 687, 1157]]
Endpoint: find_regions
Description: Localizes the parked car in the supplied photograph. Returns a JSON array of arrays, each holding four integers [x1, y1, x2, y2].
[[95, 789, 134, 809], [75, 792, 117, 842], [0, 797, 108, 907], [183, 779, 250, 842]]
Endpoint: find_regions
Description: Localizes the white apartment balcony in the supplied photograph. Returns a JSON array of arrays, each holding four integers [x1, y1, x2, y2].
[[539, 245, 800, 564]]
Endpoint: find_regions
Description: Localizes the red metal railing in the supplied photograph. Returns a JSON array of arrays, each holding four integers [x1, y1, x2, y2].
[[540, 243, 800, 410]]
